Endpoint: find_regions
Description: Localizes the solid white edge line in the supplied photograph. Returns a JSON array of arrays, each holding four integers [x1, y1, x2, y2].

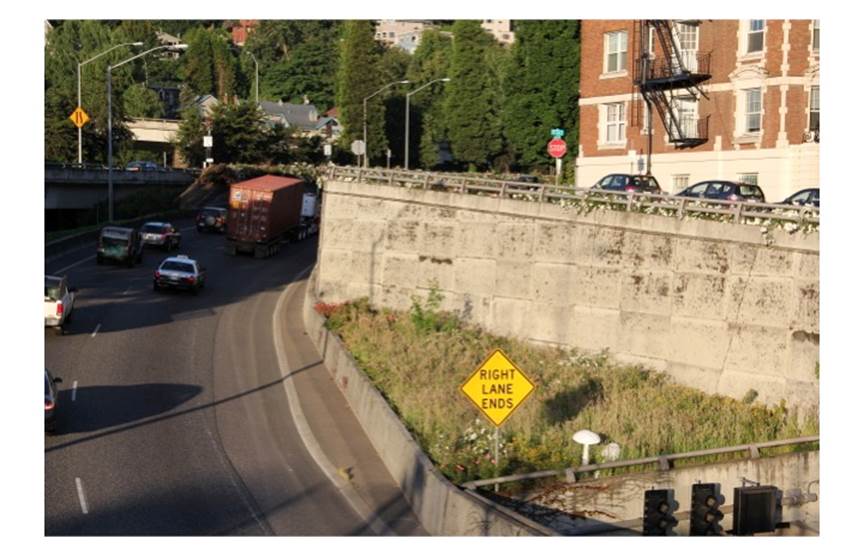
[[272, 264, 395, 536], [72, 381, 78, 402], [90, 324, 101, 338], [75, 477, 89, 515]]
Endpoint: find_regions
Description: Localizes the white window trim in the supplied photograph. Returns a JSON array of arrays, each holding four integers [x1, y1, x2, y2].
[[734, 86, 765, 142], [663, 93, 700, 146], [738, 19, 767, 62], [806, 85, 820, 135], [603, 30, 628, 76], [672, 22, 700, 72], [599, 102, 627, 148]]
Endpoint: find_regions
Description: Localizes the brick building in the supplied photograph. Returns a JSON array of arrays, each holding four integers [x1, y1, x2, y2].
[[576, 20, 819, 201]]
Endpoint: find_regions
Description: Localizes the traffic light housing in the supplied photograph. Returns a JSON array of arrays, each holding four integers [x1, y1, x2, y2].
[[643, 489, 679, 536], [733, 485, 783, 535], [690, 483, 725, 536]]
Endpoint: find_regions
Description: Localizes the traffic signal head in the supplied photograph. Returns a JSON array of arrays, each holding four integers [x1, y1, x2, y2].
[[690, 483, 725, 536], [733, 486, 783, 535], [643, 489, 679, 536]]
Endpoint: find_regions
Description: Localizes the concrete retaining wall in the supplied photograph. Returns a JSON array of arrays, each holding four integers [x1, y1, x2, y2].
[[302, 273, 554, 536], [316, 180, 819, 409], [519, 450, 819, 535]]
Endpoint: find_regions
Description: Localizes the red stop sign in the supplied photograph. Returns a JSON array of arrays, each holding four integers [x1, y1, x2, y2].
[[547, 138, 567, 158]]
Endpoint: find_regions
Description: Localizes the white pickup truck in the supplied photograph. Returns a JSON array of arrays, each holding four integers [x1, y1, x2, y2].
[[44, 275, 76, 335]]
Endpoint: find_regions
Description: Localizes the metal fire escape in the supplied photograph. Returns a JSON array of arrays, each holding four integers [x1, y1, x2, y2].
[[636, 20, 711, 151]]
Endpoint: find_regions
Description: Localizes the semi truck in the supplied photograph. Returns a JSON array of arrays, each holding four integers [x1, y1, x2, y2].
[[225, 174, 320, 258]]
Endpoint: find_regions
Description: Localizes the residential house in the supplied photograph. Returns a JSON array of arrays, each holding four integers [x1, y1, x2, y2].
[[481, 20, 515, 45], [260, 100, 342, 141], [230, 20, 258, 46], [375, 20, 432, 47], [576, 20, 819, 201]]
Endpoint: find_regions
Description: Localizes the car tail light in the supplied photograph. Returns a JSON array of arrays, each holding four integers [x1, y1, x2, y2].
[[45, 399, 55, 411], [625, 186, 636, 192], [56, 301, 64, 317], [184, 276, 195, 284], [729, 194, 739, 201], [154, 271, 161, 279]]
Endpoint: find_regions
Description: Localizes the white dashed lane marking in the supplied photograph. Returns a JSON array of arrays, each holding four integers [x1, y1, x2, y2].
[[72, 381, 78, 402], [75, 477, 89, 514], [91, 324, 101, 338]]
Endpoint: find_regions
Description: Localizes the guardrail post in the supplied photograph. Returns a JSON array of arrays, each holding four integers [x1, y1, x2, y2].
[[564, 468, 576, 483], [658, 456, 670, 471], [677, 198, 686, 219], [423, 174, 430, 189], [735, 202, 744, 224], [539, 184, 547, 203], [500, 182, 507, 198], [749, 445, 761, 459], [626, 192, 634, 212]]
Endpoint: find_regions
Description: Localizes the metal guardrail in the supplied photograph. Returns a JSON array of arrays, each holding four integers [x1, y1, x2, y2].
[[45, 161, 200, 176], [462, 435, 819, 490], [325, 166, 819, 228]]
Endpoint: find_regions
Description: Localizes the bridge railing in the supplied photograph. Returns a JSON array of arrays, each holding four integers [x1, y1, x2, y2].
[[326, 166, 819, 229], [461, 435, 819, 491], [45, 161, 200, 176]]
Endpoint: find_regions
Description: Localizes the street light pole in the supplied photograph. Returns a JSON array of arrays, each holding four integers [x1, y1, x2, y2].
[[106, 44, 187, 222], [76, 42, 143, 165], [246, 51, 259, 105], [363, 80, 410, 169], [404, 78, 450, 170]]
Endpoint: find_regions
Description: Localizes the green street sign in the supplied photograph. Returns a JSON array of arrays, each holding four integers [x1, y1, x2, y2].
[[551, 128, 565, 138]]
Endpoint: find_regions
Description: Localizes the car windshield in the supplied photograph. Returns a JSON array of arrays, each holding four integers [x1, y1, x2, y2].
[[201, 209, 224, 217], [143, 224, 166, 233], [45, 278, 62, 300], [161, 261, 195, 273]]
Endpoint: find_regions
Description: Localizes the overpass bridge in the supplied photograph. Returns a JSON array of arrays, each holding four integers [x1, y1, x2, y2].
[[45, 163, 197, 210]]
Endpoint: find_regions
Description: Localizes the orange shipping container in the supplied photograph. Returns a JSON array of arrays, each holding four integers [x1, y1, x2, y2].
[[227, 175, 305, 245]]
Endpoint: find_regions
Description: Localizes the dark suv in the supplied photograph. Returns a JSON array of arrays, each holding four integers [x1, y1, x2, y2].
[[676, 180, 766, 203], [196, 206, 228, 233], [592, 174, 663, 194], [782, 188, 819, 208]]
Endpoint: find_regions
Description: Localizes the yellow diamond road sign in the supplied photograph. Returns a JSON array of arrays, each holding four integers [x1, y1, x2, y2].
[[69, 107, 90, 128], [461, 349, 535, 427]]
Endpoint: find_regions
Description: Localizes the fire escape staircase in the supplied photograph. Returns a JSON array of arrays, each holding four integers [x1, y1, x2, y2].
[[637, 20, 712, 148]]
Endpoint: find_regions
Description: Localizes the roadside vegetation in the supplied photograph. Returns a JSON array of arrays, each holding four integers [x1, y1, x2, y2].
[[318, 291, 819, 485]]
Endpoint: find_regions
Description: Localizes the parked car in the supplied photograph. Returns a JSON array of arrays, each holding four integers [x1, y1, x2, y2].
[[196, 206, 228, 233], [97, 226, 143, 266], [782, 188, 819, 208], [153, 255, 207, 294], [45, 369, 62, 433], [45, 275, 77, 335], [126, 160, 160, 172], [592, 173, 663, 194], [676, 180, 766, 203], [516, 174, 540, 184], [141, 221, 181, 250]]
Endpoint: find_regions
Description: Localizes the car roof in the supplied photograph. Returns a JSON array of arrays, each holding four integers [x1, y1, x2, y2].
[[143, 221, 170, 227], [201, 206, 227, 211], [160, 255, 197, 265]]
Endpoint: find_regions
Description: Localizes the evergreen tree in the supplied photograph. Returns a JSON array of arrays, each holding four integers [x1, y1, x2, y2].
[[182, 27, 237, 102], [407, 30, 453, 169], [210, 101, 268, 163], [335, 21, 386, 160], [175, 107, 206, 167], [123, 83, 164, 118], [443, 21, 504, 171], [502, 21, 581, 172]]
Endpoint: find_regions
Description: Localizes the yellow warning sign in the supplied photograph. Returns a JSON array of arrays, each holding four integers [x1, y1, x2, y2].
[[69, 107, 90, 128], [460, 349, 535, 427]]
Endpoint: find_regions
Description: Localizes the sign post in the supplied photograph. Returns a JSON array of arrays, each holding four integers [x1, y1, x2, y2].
[[461, 349, 535, 490], [547, 137, 567, 186], [351, 140, 366, 168]]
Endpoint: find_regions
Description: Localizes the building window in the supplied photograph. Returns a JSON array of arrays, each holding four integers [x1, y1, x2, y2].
[[674, 22, 698, 71], [667, 94, 698, 138], [744, 89, 762, 133], [604, 31, 628, 73], [604, 102, 626, 144], [812, 20, 820, 51], [738, 173, 759, 185], [747, 20, 765, 53], [672, 174, 690, 191], [809, 86, 820, 132]]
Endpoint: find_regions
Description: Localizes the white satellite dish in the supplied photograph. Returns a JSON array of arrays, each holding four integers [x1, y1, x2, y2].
[[572, 429, 601, 466]]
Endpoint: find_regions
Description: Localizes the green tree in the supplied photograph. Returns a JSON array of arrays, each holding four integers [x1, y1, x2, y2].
[[407, 30, 453, 169], [182, 27, 237, 102], [175, 108, 206, 167], [335, 21, 386, 160], [502, 21, 581, 172], [210, 101, 268, 164], [123, 83, 164, 118], [443, 21, 505, 171]]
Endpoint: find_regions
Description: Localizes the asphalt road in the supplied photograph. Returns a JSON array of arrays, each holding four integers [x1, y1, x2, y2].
[[44, 222, 423, 535]]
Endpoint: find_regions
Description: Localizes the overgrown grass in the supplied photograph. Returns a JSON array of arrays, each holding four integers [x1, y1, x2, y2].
[[321, 293, 819, 485]]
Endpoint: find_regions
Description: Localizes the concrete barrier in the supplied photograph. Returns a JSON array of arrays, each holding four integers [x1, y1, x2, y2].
[[302, 268, 555, 536]]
